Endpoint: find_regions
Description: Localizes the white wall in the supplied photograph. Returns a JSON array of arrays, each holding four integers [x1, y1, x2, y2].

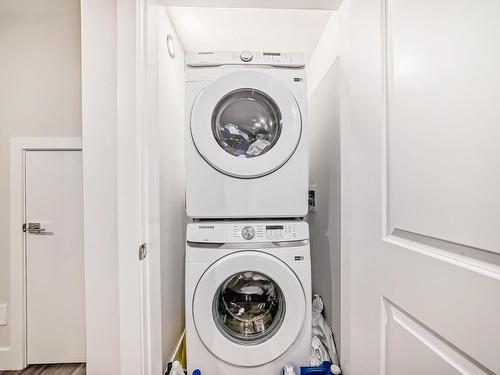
[[156, 7, 187, 367], [81, 0, 121, 373], [0, 0, 81, 362], [305, 10, 342, 354], [307, 11, 340, 97]]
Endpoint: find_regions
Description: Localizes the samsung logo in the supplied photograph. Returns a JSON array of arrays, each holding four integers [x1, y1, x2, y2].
[[199, 225, 215, 229], [198, 51, 214, 55]]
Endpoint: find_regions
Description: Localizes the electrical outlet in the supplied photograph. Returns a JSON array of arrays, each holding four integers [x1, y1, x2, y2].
[[0, 304, 7, 326], [308, 186, 317, 213]]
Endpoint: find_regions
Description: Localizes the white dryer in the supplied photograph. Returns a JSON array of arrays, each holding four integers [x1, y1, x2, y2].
[[185, 51, 309, 218], [185, 221, 312, 375]]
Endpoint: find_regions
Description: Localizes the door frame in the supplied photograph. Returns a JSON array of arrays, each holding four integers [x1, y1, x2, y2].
[[6, 137, 82, 370], [81, 0, 162, 373]]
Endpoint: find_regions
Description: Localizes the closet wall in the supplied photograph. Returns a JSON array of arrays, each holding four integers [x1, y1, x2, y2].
[[0, 0, 81, 363], [155, 6, 188, 366], [306, 10, 342, 351]]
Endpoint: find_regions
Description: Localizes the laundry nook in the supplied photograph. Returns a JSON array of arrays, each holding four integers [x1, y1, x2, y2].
[[1, 1, 500, 374], [180, 35, 333, 374], [160, 8, 339, 373]]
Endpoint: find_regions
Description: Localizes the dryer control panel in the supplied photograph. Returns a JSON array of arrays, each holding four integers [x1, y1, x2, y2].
[[186, 51, 305, 69], [187, 221, 309, 243]]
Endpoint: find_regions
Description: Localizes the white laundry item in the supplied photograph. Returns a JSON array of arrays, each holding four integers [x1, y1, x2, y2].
[[246, 138, 271, 156], [311, 294, 340, 366], [280, 365, 298, 375], [224, 123, 250, 142], [170, 361, 185, 375], [239, 285, 264, 295], [310, 335, 329, 366]]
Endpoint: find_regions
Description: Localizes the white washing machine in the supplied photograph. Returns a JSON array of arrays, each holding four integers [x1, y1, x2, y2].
[[185, 51, 309, 219], [185, 221, 312, 375]]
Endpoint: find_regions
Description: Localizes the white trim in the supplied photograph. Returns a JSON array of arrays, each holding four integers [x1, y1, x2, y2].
[[144, 5, 164, 375], [117, 0, 149, 374], [81, 0, 121, 372], [4, 137, 82, 371], [81, 0, 162, 372]]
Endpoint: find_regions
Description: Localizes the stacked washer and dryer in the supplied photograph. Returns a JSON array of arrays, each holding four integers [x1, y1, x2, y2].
[[184, 51, 312, 374]]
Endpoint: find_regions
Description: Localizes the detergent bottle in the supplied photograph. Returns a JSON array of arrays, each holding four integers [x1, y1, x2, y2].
[[300, 361, 342, 375]]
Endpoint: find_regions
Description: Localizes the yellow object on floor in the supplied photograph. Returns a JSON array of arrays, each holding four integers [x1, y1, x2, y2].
[[172, 331, 187, 370], [180, 335, 187, 368], [180, 334, 187, 369]]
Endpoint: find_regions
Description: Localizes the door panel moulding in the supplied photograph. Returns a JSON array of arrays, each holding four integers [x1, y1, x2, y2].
[[384, 229, 500, 281], [3, 137, 82, 371], [381, 298, 494, 375], [150, 0, 343, 10]]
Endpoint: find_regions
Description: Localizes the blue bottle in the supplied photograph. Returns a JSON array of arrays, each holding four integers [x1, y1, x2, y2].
[[192, 370, 201, 375], [300, 361, 342, 375]]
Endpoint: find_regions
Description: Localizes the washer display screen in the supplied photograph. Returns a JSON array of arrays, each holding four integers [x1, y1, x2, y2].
[[213, 271, 285, 345]]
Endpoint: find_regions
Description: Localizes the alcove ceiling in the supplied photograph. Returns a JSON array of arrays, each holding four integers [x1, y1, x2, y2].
[[166, 6, 334, 62]]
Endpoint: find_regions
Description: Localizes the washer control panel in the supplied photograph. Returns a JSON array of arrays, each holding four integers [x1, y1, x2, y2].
[[186, 221, 309, 243], [230, 223, 303, 242]]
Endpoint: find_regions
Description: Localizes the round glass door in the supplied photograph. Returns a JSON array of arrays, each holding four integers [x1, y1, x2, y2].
[[192, 251, 306, 367], [212, 89, 282, 158], [190, 71, 302, 178], [213, 271, 285, 345]]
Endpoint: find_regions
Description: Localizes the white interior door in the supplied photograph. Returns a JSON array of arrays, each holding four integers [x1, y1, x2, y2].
[[341, 0, 500, 374], [25, 150, 85, 364]]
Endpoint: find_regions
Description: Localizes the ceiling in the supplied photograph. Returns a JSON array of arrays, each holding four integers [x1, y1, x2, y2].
[[166, 7, 333, 62]]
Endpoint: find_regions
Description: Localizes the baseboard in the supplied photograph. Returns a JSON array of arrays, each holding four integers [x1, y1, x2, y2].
[[0, 343, 26, 371], [0, 346, 14, 371]]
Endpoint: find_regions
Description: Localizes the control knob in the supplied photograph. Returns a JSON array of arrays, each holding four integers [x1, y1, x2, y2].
[[240, 50, 253, 62], [241, 226, 255, 240]]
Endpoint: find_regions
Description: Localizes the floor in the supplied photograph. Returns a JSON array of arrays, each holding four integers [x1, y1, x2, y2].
[[0, 364, 85, 375]]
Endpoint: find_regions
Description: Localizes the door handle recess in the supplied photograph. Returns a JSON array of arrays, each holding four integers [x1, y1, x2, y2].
[[22, 223, 53, 235]]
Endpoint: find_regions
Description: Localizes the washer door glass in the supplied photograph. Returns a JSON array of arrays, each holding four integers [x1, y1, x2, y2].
[[213, 271, 285, 345], [212, 89, 282, 158]]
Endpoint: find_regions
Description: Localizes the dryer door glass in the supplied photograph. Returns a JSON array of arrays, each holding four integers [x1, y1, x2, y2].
[[213, 271, 286, 345], [212, 89, 282, 158]]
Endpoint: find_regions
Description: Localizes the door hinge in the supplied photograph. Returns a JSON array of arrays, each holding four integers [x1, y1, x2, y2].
[[139, 243, 147, 260]]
